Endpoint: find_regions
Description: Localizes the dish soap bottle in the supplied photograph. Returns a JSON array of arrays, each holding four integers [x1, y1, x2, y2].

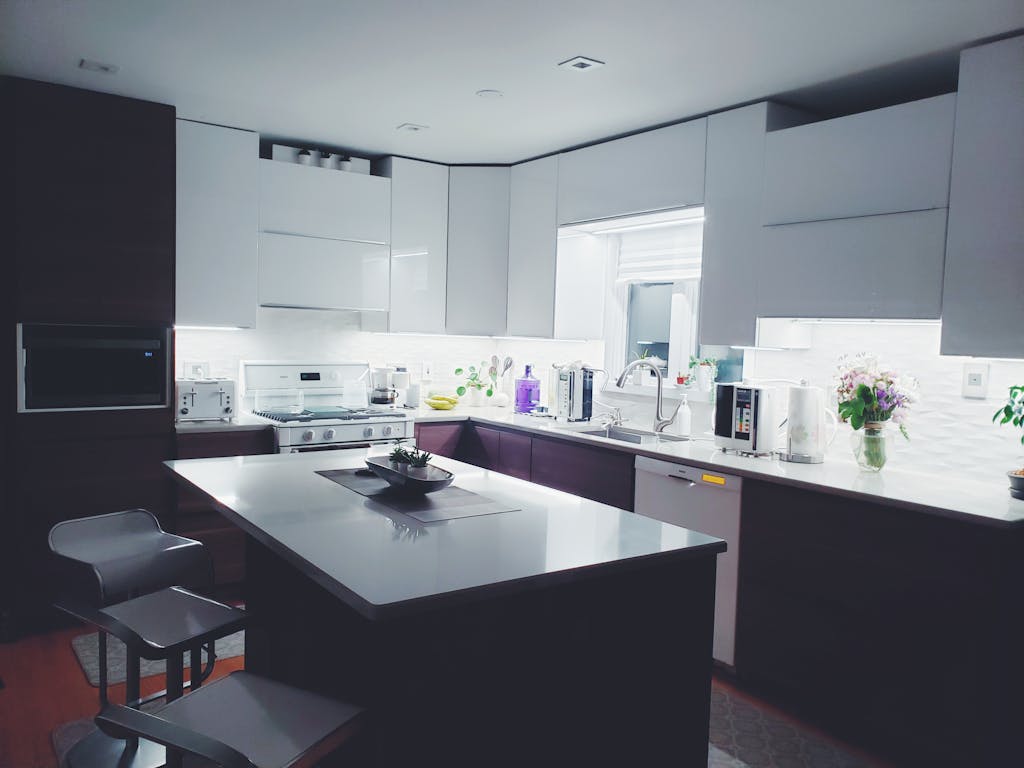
[[514, 364, 540, 414], [675, 394, 692, 437]]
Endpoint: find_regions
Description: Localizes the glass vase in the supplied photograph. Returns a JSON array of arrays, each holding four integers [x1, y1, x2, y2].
[[851, 422, 890, 472]]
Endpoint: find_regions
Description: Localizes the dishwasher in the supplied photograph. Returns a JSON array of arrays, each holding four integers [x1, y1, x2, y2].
[[634, 456, 742, 667]]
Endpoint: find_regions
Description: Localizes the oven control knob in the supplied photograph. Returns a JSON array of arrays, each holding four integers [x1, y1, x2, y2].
[[363, 426, 375, 438], [302, 429, 315, 442], [324, 428, 336, 440], [383, 425, 393, 437]]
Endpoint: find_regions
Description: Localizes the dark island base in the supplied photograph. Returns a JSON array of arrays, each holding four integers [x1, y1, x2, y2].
[[245, 537, 718, 767]]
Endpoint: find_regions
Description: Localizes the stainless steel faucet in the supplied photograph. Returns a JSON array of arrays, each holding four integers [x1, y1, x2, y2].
[[615, 360, 681, 433]]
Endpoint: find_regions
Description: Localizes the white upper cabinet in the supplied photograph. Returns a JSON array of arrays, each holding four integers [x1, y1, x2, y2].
[[553, 234, 605, 340], [176, 120, 259, 328], [446, 166, 510, 336], [259, 159, 390, 244], [762, 94, 956, 225], [557, 119, 707, 225], [757, 209, 947, 319], [380, 157, 449, 334], [507, 156, 558, 338], [258, 232, 389, 312], [941, 35, 1024, 358]]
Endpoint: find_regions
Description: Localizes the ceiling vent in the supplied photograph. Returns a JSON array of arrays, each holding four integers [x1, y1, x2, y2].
[[395, 122, 429, 133], [78, 58, 119, 74], [558, 56, 605, 72]]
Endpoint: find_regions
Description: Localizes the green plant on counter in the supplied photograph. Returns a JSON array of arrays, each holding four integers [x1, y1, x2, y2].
[[389, 445, 411, 464], [455, 362, 496, 398], [688, 355, 717, 370], [407, 448, 433, 468], [991, 387, 1024, 479]]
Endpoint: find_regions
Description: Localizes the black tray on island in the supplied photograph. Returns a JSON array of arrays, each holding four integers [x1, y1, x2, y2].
[[365, 456, 455, 494]]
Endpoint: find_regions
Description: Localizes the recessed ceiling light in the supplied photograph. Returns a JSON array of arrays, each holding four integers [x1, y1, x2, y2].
[[78, 58, 119, 74], [475, 89, 504, 98], [395, 122, 429, 133], [558, 56, 605, 72]]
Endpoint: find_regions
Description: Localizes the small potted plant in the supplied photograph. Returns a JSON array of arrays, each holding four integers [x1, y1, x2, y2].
[[406, 448, 434, 478], [689, 356, 718, 393], [835, 354, 916, 472], [455, 362, 497, 406], [388, 445, 411, 469], [993, 385, 1024, 499]]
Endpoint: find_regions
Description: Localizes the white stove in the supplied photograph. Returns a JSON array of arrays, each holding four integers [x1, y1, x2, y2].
[[242, 361, 415, 454]]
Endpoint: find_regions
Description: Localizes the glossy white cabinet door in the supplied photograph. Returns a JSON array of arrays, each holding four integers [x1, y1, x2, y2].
[[446, 166, 510, 336], [382, 157, 449, 334], [942, 35, 1024, 358], [258, 232, 389, 311], [757, 209, 947, 319], [699, 104, 769, 347], [176, 120, 259, 327], [507, 156, 558, 338], [762, 94, 956, 225], [553, 234, 605, 340], [259, 160, 390, 244], [557, 119, 706, 225]]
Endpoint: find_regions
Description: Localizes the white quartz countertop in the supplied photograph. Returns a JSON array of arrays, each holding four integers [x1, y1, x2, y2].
[[175, 412, 271, 434], [414, 406, 1024, 527], [164, 451, 726, 620]]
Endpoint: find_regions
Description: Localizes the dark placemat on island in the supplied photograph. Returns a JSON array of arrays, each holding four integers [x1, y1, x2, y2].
[[316, 468, 520, 522]]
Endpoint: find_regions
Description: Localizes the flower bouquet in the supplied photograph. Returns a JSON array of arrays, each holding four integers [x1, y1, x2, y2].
[[835, 354, 916, 471]]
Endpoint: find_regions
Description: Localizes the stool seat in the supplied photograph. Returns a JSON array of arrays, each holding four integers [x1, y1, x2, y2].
[[101, 587, 246, 659], [97, 671, 366, 768]]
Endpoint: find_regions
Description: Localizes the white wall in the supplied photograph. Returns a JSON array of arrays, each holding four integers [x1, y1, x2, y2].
[[743, 321, 1024, 475], [176, 307, 603, 401]]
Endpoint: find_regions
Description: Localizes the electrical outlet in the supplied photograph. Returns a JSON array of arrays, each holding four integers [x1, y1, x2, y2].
[[422, 361, 433, 380], [961, 362, 989, 399]]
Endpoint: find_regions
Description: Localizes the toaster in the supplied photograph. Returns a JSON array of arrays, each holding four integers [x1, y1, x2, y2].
[[175, 378, 236, 421]]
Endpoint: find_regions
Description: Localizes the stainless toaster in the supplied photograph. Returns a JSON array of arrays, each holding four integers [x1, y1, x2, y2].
[[175, 378, 236, 421]]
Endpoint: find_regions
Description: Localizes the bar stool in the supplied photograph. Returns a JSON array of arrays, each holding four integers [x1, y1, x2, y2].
[[49, 509, 247, 768], [96, 671, 366, 768]]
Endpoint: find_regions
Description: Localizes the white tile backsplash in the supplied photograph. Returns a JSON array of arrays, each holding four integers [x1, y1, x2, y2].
[[176, 307, 604, 401], [743, 321, 1024, 474]]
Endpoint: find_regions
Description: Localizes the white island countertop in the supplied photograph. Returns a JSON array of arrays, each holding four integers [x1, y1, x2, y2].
[[415, 406, 1024, 527], [164, 451, 726, 620]]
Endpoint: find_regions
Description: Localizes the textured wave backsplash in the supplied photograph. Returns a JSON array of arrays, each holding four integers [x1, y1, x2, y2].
[[743, 322, 1024, 478]]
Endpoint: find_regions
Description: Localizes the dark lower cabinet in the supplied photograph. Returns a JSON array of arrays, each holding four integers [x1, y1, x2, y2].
[[415, 421, 634, 510], [736, 480, 1023, 767], [175, 429, 275, 596], [530, 435, 634, 511], [414, 422, 464, 458]]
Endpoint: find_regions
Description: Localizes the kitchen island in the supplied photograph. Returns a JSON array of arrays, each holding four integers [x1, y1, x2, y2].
[[165, 451, 726, 767]]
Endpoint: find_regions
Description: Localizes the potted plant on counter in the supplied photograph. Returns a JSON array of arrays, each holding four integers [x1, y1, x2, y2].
[[993, 385, 1024, 499], [836, 354, 917, 472], [455, 362, 497, 406]]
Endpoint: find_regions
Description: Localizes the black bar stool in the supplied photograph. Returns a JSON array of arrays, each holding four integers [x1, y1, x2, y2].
[[96, 671, 366, 768], [49, 509, 247, 768]]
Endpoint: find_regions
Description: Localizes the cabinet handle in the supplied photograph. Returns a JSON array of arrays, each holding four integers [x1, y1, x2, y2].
[[669, 475, 696, 487]]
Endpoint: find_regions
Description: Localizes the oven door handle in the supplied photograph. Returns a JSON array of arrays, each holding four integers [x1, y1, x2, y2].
[[286, 439, 411, 454]]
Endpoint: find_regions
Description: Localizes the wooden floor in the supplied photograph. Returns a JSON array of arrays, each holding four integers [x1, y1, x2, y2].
[[0, 624, 243, 768]]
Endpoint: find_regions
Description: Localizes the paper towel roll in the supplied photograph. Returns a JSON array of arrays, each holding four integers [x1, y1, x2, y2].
[[787, 385, 826, 458]]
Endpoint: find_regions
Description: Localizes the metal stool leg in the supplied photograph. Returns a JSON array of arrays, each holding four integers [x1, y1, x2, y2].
[[166, 651, 184, 702], [97, 632, 108, 707], [189, 643, 203, 691]]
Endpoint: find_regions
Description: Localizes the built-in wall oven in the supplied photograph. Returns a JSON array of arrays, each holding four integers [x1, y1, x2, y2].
[[17, 323, 172, 412]]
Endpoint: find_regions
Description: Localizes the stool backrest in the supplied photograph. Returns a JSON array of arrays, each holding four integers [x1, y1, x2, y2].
[[49, 509, 212, 605]]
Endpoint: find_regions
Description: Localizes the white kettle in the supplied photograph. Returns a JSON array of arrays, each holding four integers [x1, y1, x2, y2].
[[778, 382, 838, 464]]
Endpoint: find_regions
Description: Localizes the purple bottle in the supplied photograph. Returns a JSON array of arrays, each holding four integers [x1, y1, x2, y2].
[[514, 364, 541, 414]]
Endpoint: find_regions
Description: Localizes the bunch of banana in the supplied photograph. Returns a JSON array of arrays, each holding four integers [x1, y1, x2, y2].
[[425, 394, 459, 410]]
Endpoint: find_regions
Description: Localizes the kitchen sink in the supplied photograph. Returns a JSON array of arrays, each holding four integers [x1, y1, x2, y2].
[[577, 425, 689, 445]]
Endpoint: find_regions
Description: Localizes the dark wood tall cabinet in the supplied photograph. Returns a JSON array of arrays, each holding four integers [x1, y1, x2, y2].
[[2, 77, 176, 637]]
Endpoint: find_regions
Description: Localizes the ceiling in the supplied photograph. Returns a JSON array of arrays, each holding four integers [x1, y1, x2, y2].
[[2, 1, 1022, 164]]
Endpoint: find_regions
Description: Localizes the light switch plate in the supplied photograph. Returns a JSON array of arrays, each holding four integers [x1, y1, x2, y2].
[[422, 360, 433, 380], [961, 362, 989, 399]]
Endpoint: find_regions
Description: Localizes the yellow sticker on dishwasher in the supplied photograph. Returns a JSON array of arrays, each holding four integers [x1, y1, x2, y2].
[[701, 473, 726, 486]]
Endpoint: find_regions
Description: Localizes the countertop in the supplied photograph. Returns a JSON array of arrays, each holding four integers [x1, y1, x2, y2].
[[414, 406, 1024, 527], [174, 413, 272, 434], [164, 451, 726, 620]]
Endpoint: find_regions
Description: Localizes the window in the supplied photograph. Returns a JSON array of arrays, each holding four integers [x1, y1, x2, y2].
[[559, 207, 704, 389]]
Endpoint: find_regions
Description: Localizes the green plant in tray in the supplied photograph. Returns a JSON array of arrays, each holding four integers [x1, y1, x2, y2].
[[407, 448, 433, 469]]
